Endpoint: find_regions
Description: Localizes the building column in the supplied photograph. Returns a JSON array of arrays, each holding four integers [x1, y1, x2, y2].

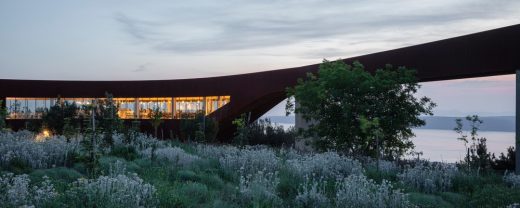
[[515, 69, 520, 175]]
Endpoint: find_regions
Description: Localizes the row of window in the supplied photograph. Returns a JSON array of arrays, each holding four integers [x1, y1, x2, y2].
[[5, 96, 230, 120]]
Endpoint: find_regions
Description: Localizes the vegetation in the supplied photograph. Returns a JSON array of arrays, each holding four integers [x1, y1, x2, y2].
[[286, 60, 436, 159], [0, 100, 7, 130], [233, 114, 296, 147], [179, 112, 219, 143], [0, 131, 518, 207]]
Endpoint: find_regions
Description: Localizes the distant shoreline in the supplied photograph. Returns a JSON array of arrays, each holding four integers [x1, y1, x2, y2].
[[264, 115, 515, 132]]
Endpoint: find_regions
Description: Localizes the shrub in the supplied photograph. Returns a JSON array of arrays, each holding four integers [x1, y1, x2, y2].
[[0, 131, 80, 169], [0, 173, 57, 207], [65, 173, 157, 208], [239, 169, 282, 206], [504, 171, 520, 188], [335, 174, 412, 208], [398, 161, 457, 193], [196, 144, 240, 159], [294, 176, 330, 208], [287, 151, 363, 179], [218, 146, 281, 176], [140, 146, 200, 166]]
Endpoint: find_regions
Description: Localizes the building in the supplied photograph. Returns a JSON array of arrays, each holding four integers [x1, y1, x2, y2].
[[1, 24, 520, 141]]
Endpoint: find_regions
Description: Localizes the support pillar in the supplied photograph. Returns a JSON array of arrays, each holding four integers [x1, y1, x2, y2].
[[515, 69, 520, 175]]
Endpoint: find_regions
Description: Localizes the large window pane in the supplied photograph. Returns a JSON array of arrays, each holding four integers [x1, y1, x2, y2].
[[137, 97, 172, 119]]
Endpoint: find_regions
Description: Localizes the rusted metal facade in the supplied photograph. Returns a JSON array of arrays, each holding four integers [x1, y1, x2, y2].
[[1, 24, 520, 140]]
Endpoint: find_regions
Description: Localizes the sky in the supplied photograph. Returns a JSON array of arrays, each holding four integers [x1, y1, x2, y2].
[[1, 0, 519, 117]]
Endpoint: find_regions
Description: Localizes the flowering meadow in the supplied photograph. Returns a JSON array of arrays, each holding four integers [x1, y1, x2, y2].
[[0, 130, 519, 207]]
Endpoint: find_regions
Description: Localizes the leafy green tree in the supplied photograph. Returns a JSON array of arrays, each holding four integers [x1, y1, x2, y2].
[[286, 60, 435, 159], [232, 113, 250, 146], [360, 116, 384, 170]]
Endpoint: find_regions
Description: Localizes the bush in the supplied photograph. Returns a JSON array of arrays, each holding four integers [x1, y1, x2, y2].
[[140, 146, 200, 166], [287, 151, 363, 179], [0, 173, 57, 207], [504, 171, 520, 188], [65, 173, 157, 208], [0, 131, 80, 169], [295, 176, 330, 208], [219, 146, 281, 176], [398, 161, 457, 193], [239, 169, 282, 207], [335, 174, 412, 208]]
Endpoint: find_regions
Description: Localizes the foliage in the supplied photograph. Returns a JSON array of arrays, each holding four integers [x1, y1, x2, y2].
[[454, 115, 492, 170], [335, 174, 412, 208], [64, 173, 157, 208], [2, 130, 520, 207], [503, 171, 520, 188], [0, 100, 7, 130], [294, 176, 330, 208], [98, 92, 124, 146], [491, 146, 516, 171], [286, 60, 435, 158], [0, 131, 80, 169], [232, 115, 295, 147], [238, 169, 282, 206], [149, 105, 164, 138], [398, 161, 458, 193], [408, 192, 454, 208], [219, 145, 281, 176], [468, 184, 520, 207], [232, 113, 250, 146], [42, 97, 80, 135], [0, 173, 57, 207], [287, 151, 364, 179], [140, 146, 201, 166], [179, 112, 219, 142], [248, 118, 296, 147]]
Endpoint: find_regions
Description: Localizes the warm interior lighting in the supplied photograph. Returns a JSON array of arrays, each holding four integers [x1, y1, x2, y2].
[[35, 129, 51, 142]]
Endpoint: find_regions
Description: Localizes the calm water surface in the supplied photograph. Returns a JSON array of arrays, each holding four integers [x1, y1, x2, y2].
[[412, 129, 515, 162], [279, 123, 515, 163]]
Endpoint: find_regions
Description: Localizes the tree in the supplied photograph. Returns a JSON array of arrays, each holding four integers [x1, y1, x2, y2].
[[97, 92, 123, 146], [150, 106, 164, 138], [454, 115, 492, 170], [232, 113, 250, 146], [42, 97, 79, 135], [179, 112, 219, 143], [0, 100, 7, 130], [286, 60, 435, 159]]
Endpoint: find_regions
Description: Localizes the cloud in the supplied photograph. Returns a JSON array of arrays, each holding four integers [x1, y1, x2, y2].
[[132, 62, 151, 72], [114, 0, 520, 55]]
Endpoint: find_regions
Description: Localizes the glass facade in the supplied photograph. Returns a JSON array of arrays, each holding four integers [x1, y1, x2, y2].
[[5, 96, 230, 120]]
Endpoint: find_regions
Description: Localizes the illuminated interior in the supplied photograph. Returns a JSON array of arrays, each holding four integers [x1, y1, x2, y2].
[[5, 96, 230, 120]]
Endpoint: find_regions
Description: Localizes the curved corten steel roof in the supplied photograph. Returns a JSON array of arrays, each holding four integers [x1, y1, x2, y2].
[[1, 24, 520, 139]]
